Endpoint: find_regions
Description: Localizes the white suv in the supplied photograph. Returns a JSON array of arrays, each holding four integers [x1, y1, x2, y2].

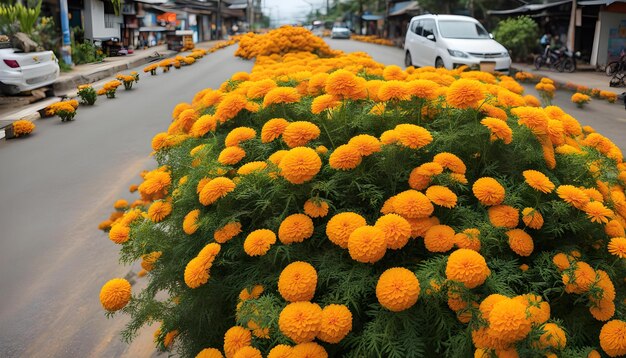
[[404, 14, 511, 73], [0, 47, 60, 95]]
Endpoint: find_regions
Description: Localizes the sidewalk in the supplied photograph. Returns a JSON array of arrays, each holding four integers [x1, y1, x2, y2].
[[512, 62, 622, 94]]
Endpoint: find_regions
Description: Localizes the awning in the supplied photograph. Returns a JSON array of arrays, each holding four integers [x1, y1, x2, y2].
[[229, 3, 247, 9], [139, 26, 168, 31], [579, 0, 626, 5], [488, 0, 572, 15], [362, 14, 384, 21], [146, 5, 187, 14], [389, 1, 419, 16]]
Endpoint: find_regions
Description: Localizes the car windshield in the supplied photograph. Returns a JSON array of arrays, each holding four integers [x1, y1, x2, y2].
[[334, 23, 348, 28], [438, 20, 490, 39]]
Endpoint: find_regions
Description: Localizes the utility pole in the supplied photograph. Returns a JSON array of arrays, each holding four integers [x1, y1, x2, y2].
[[217, 0, 222, 39], [59, 0, 73, 65]]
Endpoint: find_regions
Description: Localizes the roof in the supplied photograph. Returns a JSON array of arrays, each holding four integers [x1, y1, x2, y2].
[[362, 14, 384, 21], [578, 0, 626, 5], [409, 14, 480, 22], [389, 1, 420, 16], [488, 0, 573, 15]]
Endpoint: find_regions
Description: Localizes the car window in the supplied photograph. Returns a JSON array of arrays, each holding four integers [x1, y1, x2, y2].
[[422, 19, 435, 38], [410, 20, 422, 36], [438, 20, 490, 39]]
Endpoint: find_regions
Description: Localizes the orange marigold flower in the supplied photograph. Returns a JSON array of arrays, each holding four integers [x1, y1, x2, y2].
[[557, 185, 590, 209], [184, 256, 210, 288], [147, 200, 173, 223], [454, 228, 481, 251], [590, 299, 615, 321], [263, 87, 301, 107], [599, 320, 626, 357], [196, 348, 224, 358], [488, 205, 519, 228], [481, 117, 513, 144], [425, 185, 457, 208], [215, 93, 248, 123], [605, 220, 625, 238], [378, 80, 411, 101], [584, 201, 614, 224], [308, 72, 330, 95], [223, 326, 252, 358], [379, 129, 398, 144], [537, 323, 567, 350], [278, 261, 317, 302], [172, 102, 193, 120], [406, 79, 439, 100], [325, 69, 362, 99], [563, 261, 596, 294], [348, 134, 381, 156], [303, 199, 329, 218], [365, 80, 384, 101], [446, 78, 485, 109], [237, 161, 267, 175], [151, 132, 168, 151], [511, 107, 549, 135], [225, 127, 256, 147], [317, 304, 352, 344], [268, 150, 288, 166], [315, 145, 328, 155], [282, 121, 320, 148], [393, 190, 434, 219], [433, 152, 466, 174], [522, 207, 544, 229], [382, 65, 407, 80], [423, 224, 455, 252], [552, 253, 572, 271], [394, 124, 433, 149], [218, 146, 246, 165], [247, 78, 277, 99], [278, 213, 314, 244], [480, 103, 508, 121], [348, 225, 387, 263], [278, 302, 322, 343], [446, 248, 490, 288], [291, 342, 328, 358], [608, 237, 626, 258], [376, 267, 420, 312], [479, 294, 508, 319], [183, 209, 200, 235], [267, 345, 293, 358], [329, 144, 362, 170], [278, 147, 322, 184], [100, 278, 131, 311], [311, 94, 341, 114], [326, 212, 367, 248], [243, 229, 276, 256], [488, 298, 532, 343], [375, 213, 412, 250], [472, 177, 505, 206], [199, 177, 236, 206], [506, 229, 534, 256], [261, 118, 289, 143], [523, 170, 555, 193], [109, 224, 130, 244], [232, 346, 262, 358]]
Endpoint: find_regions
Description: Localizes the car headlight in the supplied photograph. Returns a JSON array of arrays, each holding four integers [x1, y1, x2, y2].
[[447, 49, 469, 58], [500, 51, 510, 58]]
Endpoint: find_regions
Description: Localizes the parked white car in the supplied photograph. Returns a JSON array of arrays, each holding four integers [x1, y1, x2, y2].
[[404, 14, 511, 73], [0, 47, 60, 95], [331, 23, 351, 39]]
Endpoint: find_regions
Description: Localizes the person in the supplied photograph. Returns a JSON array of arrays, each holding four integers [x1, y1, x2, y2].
[[540, 33, 551, 55]]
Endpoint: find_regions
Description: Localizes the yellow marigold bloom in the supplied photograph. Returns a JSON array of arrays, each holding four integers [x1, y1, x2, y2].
[[303, 199, 329, 218], [278, 261, 317, 302], [488, 205, 519, 228], [472, 177, 505, 206], [407, 163, 440, 190], [317, 304, 352, 344], [599, 320, 626, 357], [109, 224, 130, 244], [223, 326, 252, 358], [523, 170, 555, 193], [446, 248, 490, 288], [325, 69, 361, 99], [247, 78, 277, 99], [225, 127, 256, 147], [480, 103, 508, 121], [496, 88, 526, 107], [406, 79, 439, 100], [282, 121, 320, 148], [348, 225, 387, 263], [369, 102, 386, 115], [433, 152, 466, 174], [506, 229, 534, 256], [479, 294, 508, 319], [348, 134, 381, 156], [563, 261, 596, 294], [480, 117, 513, 144], [151, 132, 169, 151], [426, 185, 457, 208], [267, 150, 288, 166], [407, 216, 439, 238], [454, 228, 481, 251], [215, 93, 248, 123], [378, 80, 410, 101], [278, 147, 322, 184], [199, 177, 236, 206], [267, 345, 293, 358], [278, 301, 322, 343], [376, 267, 420, 312], [99, 278, 131, 311], [521, 207, 544, 229], [113, 199, 128, 210], [605, 220, 625, 238], [511, 107, 549, 135], [244, 229, 277, 256], [608, 237, 626, 258], [488, 298, 532, 343], [393, 189, 434, 219], [183, 209, 200, 235], [237, 161, 267, 175], [394, 124, 433, 149], [278, 213, 314, 244], [423, 224, 455, 252], [196, 348, 224, 358], [557, 185, 590, 209], [291, 342, 328, 358], [138, 170, 172, 197], [311, 94, 341, 114], [379, 129, 398, 144], [329, 144, 362, 170], [365, 80, 384, 101], [513, 294, 550, 325], [201, 90, 224, 108], [148, 201, 172, 223], [375, 213, 411, 250], [218, 146, 246, 165], [382, 64, 407, 80], [471, 326, 510, 350], [590, 298, 615, 321], [523, 94, 541, 107], [584, 201, 614, 224], [308, 72, 330, 95], [232, 347, 262, 358], [263, 87, 301, 107], [552, 253, 572, 271], [326, 212, 367, 248], [315, 145, 328, 155], [446, 78, 485, 109], [172, 102, 193, 119]]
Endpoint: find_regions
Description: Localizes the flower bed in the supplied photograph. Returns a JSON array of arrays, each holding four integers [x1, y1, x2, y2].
[[101, 26, 626, 358], [351, 35, 396, 47]]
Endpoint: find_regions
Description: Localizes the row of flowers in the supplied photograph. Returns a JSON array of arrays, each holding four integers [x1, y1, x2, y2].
[[350, 35, 396, 47], [515, 71, 618, 104]]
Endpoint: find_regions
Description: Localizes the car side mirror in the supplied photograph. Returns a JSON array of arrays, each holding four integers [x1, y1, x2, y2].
[[489, 33, 494, 39], [426, 34, 435, 41]]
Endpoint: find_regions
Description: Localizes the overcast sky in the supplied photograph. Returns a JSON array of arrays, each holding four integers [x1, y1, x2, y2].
[[263, 0, 329, 26]]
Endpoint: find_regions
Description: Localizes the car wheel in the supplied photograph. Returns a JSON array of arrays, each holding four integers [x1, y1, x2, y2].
[[0, 82, 20, 95], [405, 51, 412, 67], [435, 57, 444, 68]]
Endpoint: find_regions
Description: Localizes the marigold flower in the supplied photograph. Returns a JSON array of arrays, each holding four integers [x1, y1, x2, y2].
[[506, 229, 534, 256], [471, 326, 510, 350], [278, 301, 322, 343], [329, 144, 362, 170], [472, 177, 505, 206], [325, 69, 362, 99], [488, 298, 532, 343], [303, 199, 329, 218], [223, 326, 252, 358], [317, 304, 353, 343], [215, 93, 248, 123], [278, 147, 322, 184], [584, 201, 614, 224], [590, 298, 615, 321], [393, 190, 434, 219], [375, 213, 411, 250], [446, 248, 490, 288], [291, 342, 328, 358], [394, 124, 433, 149], [523, 170, 555, 193], [521, 207, 544, 229], [599, 320, 626, 357], [423, 224, 455, 252], [378, 80, 411, 101], [382, 65, 407, 80], [199, 177, 236, 206], [512, 107, 549, 135], [244, 229, 277, 256], [347, 134, 381, 156], [479, 294, 508, 319], [326, 212, 367, 248], [260, 118, 289, 143], [172, 102, 193, 119], [557, 185, 590, 209], [247, 78, 277, 99], [311, 94, 341, 114], [109, 224, 130, 244], [348, 225, 387, 263], [237, 161, 267, 175], [406, 79, 439, 100], [454, 228, 481, 251], [184, 256, 210, 288], [218, 146, 246, 165], [379, 129, 398, 144], [608, 237, 626, 258], [196, 348, 224, 358], [446, 78, 485, 109], [225, 127, 256, 147], [282, 121, 321, 148], [365, 80, 384, 101], [151, 132, 168, 151], [315, 145, 328, 155], [267, 345, 293, 358], [433, 152, 466, 174], [376, 267, 420, 312], [481, 117, 513, 144], [488, 205, 519, 228], [278, 261, 317, 302], [426, 185, 457, 208], [138, 170, 172, 197], [263, 87, 301, 107], [99, 278, 131, 311], [268, 150, 288, 166], [552, 253, 572, 271], [278, 213, 314, 244], [232, 346, 262, 358], [563, 261, 596, 294]]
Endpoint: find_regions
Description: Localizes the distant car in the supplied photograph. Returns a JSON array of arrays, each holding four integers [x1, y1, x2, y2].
[[404, 14, 511, 73], [0, 47, 60, 95], [331, 24, 351, 39]]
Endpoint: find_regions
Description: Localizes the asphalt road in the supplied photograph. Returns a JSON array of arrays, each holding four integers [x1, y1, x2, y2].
[[0, 39, 624, 358]]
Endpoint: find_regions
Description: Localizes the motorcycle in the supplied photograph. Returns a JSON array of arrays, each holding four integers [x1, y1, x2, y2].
[[534, 45, 580, 73]]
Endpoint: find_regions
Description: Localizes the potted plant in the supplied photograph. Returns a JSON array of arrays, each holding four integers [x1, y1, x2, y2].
[[77, 84, 97, 105]]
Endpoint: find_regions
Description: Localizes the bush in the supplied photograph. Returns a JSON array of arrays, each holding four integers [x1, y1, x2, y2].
[[101, 26, 626, 358], [72, 41, 104, 65], [493, 16, 539, 62]]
